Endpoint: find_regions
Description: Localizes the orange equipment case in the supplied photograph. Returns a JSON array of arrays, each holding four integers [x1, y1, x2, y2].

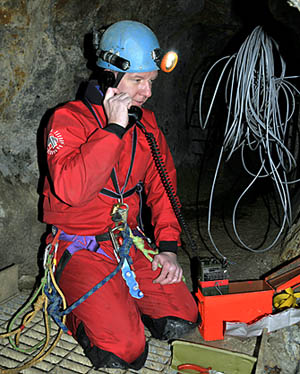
[[196, 256, 300, 341]]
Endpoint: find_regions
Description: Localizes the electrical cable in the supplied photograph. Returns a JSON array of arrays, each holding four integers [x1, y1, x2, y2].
[[135, 118, 199, 258], [198, 25, 300, 256]]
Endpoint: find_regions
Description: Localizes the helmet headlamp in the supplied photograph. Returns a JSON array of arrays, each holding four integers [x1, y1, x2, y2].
[[160, 51, 178, 73], [152, 48, 178, 73]]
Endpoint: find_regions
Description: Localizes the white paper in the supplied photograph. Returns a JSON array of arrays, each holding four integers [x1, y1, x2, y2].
[[225, 308, 300, 337]]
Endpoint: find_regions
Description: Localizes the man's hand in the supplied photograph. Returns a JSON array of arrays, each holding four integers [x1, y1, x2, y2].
[[152, 252, 183, 285], [103, 87, 132, 128]]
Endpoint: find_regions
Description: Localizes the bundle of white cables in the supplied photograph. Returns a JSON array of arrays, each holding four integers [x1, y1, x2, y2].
[[199, 26, 300, 257], [288, 0, 300, 12]]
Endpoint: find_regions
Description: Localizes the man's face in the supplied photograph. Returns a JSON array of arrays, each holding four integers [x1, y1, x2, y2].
[[117, 71, 158, 107]]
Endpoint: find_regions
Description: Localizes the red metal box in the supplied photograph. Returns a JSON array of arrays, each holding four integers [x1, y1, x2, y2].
[[196, 256, 300, 341]]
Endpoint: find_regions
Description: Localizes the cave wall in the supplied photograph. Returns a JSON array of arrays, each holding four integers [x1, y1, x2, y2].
[[1, 0, 300, 284]]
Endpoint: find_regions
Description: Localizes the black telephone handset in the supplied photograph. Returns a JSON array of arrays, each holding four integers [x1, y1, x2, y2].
[[100, 71, 116, 94], [128, 106, 143, 125]]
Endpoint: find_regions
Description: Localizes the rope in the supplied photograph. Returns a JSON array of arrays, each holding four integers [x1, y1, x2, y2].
[[0, 254, 66, 373], [198, 25, 300, 258]]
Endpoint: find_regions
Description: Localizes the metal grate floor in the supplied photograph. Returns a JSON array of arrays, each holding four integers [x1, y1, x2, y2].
[[0, 292, 177, 374]]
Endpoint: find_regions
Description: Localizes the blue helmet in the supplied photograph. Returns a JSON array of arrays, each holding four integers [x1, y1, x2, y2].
[[96, 20, 161, 73]]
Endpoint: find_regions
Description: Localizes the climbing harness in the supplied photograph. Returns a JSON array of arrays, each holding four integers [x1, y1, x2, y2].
[[48, 207, 148, 329]]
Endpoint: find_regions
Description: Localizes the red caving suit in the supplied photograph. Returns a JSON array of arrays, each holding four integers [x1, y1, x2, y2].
[[42, 82, 198, 365]]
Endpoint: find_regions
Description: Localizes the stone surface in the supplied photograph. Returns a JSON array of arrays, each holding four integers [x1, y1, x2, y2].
[[0, 264, 19, 303], [280, 218, 300, 261], [0, 176, 44, 277]]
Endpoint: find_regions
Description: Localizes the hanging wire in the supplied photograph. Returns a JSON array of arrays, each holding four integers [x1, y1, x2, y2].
[[198, 25, 300, 259], [288, 0, 300, 12]]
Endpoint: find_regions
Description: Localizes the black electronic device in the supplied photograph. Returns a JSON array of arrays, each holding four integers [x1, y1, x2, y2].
[[128, 106, 142, 125], [197, 257, 229, 296]]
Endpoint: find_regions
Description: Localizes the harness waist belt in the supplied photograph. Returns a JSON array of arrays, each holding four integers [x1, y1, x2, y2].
[[52, 226, 111, 258], [95, 232, 111, 242]]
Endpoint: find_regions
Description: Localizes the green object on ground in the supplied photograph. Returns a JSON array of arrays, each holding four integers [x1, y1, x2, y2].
[[171, 340, 257, 374]]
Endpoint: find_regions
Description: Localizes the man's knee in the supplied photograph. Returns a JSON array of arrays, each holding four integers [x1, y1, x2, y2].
[[76, 322, 148, 370], [142, 314, 201, 340]]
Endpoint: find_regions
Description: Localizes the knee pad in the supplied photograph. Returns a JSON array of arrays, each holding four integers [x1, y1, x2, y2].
[[142, 314, 201, 340], [76, 322, 148, 370]]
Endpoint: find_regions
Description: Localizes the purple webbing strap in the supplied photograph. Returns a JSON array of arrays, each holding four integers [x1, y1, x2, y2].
[[58, 230, 112, 259]]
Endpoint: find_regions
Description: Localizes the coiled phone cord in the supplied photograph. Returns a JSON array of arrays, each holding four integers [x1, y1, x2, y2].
[[131, 111, 199, 258]]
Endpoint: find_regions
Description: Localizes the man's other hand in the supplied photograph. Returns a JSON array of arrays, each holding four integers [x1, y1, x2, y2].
[[152, 252, 183, 285]]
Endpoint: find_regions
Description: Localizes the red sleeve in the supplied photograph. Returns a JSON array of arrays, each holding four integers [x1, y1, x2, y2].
[[142, 111, 182, 246], [45, 102, 123, 206]]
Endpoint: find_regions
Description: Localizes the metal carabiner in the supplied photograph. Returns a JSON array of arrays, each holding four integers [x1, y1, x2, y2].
[[43, 243, 52, 270]]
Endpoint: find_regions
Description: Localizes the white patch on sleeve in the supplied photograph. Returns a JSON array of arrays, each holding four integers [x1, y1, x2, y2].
[[47, 129, 65, 155]]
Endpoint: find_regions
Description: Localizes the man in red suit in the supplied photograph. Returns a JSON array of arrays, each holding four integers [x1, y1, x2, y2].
[[43, 20, 199, 370]]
